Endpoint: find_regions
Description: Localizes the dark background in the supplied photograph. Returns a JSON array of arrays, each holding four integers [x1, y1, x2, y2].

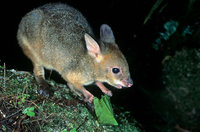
[[1, 0, 199, 131]]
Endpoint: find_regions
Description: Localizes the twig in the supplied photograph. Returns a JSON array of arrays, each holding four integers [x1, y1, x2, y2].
[[1, 95, 45, 115], [175, 124, 190, 132], [76, 117, 88, 131], [143, 0, 163, 24], [15, 114, 27, 132], [23, 99, 45, 115], [3, 63, 6, 88], [4, 109, 22, 119]]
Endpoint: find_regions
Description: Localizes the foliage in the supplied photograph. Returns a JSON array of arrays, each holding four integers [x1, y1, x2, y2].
[[0, 66, 141, 132], [94, 95, 118, 125], [144, 0, 164, 24], [152, 20, 179, 51], [153, 49, 200, 131], [23, 107, 35, 117], [152, 20, 198, 52]]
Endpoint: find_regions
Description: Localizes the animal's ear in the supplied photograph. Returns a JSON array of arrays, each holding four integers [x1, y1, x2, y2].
[[100, 24, 115, 43], [84, 33, 103, 62]]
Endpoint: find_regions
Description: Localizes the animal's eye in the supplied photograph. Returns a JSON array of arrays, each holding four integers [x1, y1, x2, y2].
[[112, 68, 120, 74]]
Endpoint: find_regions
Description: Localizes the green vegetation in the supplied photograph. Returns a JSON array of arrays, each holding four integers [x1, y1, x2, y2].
[[162, 49, 200, 129], [143, 1, 200, 130], [22, 107, 35, 117], [94, 95, 118, 125], [0, 66, 140, 131], [151, 49, 200, 131]]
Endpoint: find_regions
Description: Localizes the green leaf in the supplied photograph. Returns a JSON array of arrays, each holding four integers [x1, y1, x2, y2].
[[27, 111, 35, 117], [70, 128, 76, 132], [61, 129, 67, 132], [94, 95, 118, 125], [2, 125, 6, 131], [22, 107, 35, 117], [133, 128, 140, 132], [28, 106, 34, 111]]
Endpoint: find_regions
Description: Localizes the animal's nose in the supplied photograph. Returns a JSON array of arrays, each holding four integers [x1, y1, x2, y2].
[[127, 78, 133, 87]]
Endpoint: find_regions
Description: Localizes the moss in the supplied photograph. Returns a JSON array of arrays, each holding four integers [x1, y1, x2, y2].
[[0, 66, 141, 132], [155, 49, 200, 131]]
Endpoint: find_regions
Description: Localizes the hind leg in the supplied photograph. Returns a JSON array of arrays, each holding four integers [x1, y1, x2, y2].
[[18, 37, 51, 97], [34, 63, 51, 97]]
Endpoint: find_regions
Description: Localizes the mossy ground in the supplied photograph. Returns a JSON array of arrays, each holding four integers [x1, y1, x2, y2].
[[0, 65, 141, 132], [151, 49, 200, 131]]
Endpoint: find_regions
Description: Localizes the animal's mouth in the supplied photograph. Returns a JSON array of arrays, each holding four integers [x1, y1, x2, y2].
[[116, 84, 123, 89], [114, 83, 128, 89], [114, 78, 133, 89]]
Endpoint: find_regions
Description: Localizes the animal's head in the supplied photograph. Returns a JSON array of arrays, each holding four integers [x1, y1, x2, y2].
[[84, 24, 133, 89]]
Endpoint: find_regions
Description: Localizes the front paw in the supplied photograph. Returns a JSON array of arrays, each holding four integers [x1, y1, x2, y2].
[[84, 94, 94, 103], [104, 90, 112, 97]]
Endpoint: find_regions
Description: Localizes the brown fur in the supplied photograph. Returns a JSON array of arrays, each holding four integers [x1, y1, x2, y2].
[[17, 3, 133, 103]]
